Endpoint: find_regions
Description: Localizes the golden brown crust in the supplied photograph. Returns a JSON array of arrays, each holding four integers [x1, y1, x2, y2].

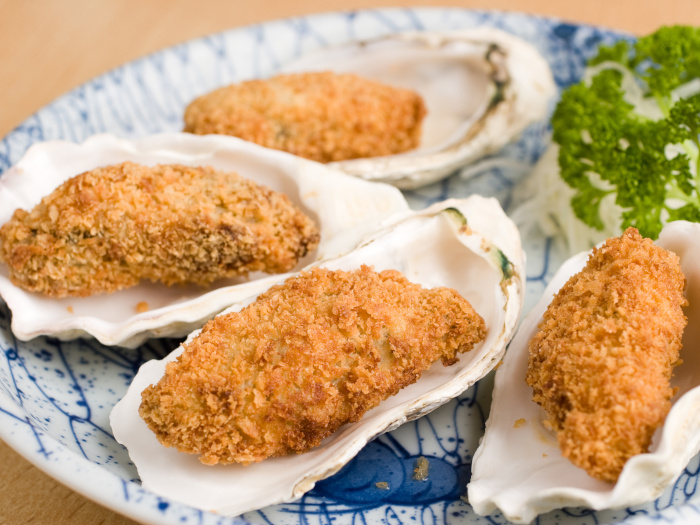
[[183, 71, 426, 163], [0, 162, 320, 297], [139, 265, 486, 465], [526, 228, 687, 482]]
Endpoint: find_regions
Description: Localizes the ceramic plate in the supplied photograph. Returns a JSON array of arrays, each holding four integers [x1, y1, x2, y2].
[[1, 7, 699, 525]]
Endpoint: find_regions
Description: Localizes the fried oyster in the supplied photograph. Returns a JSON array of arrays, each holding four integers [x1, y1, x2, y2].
[[183, 71, 426, 163], [0, 162, 320, 297], [526, 228, 687, 482], [139, 265, 486, 465]]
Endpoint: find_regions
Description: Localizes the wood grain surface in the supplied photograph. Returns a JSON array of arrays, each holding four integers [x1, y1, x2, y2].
[[1, 1, 698, 524]]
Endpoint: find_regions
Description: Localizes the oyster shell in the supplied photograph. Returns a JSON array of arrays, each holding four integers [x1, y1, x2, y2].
[[468, 221, 700, 524], [280, 27, 555, 189], [0, 132, 408, 348], [110, 195, 524, 516]]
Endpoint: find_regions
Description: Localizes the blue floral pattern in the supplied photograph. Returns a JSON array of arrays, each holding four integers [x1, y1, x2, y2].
[[0, 7, 697, 525]]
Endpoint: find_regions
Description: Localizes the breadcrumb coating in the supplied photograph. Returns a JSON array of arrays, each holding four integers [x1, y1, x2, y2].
[[526, 228, 687, 482], [139, 265, 486, 465], [183, 71, 426, 163], [0, 162, 320, 297]]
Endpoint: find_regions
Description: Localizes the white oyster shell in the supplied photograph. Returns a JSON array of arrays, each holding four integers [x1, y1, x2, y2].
[[281, 27, 555, 189], [110, 195, 525, 516], [0, 132, 408, 348], [468, 221, 700, 524]]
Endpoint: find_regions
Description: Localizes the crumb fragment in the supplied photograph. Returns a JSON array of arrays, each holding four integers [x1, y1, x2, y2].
[[66, 305, 74, 314], [413, 456, 430, 481], [375, 482, 389, 490], [513, 418, 527, 428], [135, 301, 149, 313]]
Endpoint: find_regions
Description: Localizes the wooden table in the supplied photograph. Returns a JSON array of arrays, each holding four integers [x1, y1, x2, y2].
[[1, 1, 697, 523]]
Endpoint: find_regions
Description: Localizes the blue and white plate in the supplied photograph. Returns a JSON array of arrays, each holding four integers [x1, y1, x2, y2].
[[1, 7, 699, 525]]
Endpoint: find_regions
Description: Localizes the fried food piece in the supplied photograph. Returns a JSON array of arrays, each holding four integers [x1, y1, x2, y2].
[[139, 265, 486, 465], [526, 228, 687, 482], [0, 162, 320, 297], [183, 71, 426, 163]]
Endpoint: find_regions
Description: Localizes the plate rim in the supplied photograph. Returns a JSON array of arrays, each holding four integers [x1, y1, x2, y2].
[[0, 6, 695, 525]]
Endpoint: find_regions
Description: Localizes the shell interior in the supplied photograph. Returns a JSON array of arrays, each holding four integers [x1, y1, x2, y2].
[[110, 195, 525, 516], [467, 220, 700, 524], [286, 37, 493, 152], [0, 132, 409, 348], [281, 28, 556, 189]]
